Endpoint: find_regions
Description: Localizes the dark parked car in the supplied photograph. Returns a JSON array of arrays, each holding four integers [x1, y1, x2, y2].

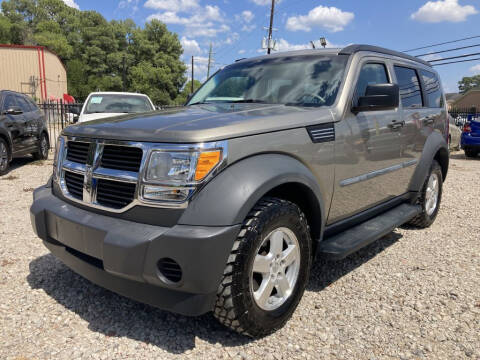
[[0, 90, 49, 175]]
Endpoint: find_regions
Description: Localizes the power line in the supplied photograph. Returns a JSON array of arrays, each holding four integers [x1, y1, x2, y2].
[[416, 43, 480, 57], [429, 52, 480, 63], [403, 35, 480, 53], [432, 57, 480, 66]]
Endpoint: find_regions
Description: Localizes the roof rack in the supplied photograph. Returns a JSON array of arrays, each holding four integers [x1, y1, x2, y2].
[[339, 44, 432, 67]]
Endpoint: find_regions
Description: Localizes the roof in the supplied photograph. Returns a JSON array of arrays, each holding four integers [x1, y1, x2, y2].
[[445, 93, 462, 102], [0, 43, 66, 72], [233, 44, 431, 68], [451, 89, 480, 105], [339, 44, 432, 67], [88, 92, 150, 96]]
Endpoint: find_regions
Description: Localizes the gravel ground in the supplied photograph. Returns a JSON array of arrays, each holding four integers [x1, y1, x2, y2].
[[0, 152, 479, 360]]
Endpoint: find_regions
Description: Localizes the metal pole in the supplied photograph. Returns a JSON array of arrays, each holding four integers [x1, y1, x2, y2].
[[267, 0, 275, 54], [207, 43, 213, 79], [122, 55, 127, 92], [191, 56, 194, 94]]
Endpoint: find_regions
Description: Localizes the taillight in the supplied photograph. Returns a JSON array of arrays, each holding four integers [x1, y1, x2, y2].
[[463, 123, 471, 133]]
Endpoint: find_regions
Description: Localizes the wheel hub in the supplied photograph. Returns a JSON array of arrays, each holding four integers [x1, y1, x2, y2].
[[250, 227, 301, 311], [425, 172, 439, 216]]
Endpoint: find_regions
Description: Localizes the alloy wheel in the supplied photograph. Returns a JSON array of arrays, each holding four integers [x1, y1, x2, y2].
[[0, 142, 8, 170], [425, 173, 439, 216], [250, 227, 301, 311]]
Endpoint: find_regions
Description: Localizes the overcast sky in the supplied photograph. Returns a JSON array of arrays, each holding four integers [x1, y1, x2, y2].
[[63, 0, 479, 92]]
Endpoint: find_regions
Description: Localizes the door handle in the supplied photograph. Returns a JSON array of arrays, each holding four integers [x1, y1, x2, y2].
[[388, 120, 405, 130], [423, 116, 435, 125]]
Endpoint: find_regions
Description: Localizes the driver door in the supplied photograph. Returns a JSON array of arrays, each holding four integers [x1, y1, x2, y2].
[[329, 59, 406, 223]]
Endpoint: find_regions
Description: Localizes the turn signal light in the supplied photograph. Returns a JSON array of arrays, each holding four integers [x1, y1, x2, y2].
[[195, 150, 221, 181], [463, 123, 471, 133]]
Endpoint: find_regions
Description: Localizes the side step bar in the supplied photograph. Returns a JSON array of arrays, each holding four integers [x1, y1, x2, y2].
[[318, 203, 421, 260]]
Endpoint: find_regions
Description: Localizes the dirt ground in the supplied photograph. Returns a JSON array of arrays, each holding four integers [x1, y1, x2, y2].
[[0, 151, 479, 360]]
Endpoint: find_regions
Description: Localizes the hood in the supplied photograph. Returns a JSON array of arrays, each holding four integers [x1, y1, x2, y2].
[[79, 113, 127, 122], [63, 103, 334, 143]]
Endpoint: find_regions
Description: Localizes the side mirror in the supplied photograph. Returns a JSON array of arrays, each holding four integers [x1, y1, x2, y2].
[[73, 115, 79, 123], [4, 106, 23, 115], [69, 106, 80, 115], [185, 94, 194, 104], [352, 83, 399, 114]]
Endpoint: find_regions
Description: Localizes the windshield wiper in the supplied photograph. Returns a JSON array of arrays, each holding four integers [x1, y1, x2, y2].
[[230, 99, 267, 104]]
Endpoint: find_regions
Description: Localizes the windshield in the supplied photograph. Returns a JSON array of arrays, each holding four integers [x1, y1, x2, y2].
[[84, 94, 153, 114], [188, 54, 349, 107]]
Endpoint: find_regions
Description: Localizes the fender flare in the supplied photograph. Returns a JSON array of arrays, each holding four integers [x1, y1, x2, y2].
[[178, 154, 326, 231], [409, 131, 449, 193], [0, 127, 13, 161]]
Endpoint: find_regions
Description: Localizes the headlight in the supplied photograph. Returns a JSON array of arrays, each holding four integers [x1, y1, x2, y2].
[[53, 136, 65, 180], [141, 141, 226, 204]]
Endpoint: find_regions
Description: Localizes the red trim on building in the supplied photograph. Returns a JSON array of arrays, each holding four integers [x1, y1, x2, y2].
[[41, 47, 47, 99], [36, 48, 44, 100]]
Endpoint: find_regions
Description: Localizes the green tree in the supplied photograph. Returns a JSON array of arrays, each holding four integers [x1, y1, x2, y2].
[[458, 75, 480, 94], [175, 80, 202, 104], [0, 14, 12, 43], [0, 0, 188, 103]]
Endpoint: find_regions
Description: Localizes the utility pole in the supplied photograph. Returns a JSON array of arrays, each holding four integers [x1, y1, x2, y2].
[[207, 42, 213, 79], [122, 55, 127, 92], [267, 0, 276, 55], [191, 56, 194, 94]]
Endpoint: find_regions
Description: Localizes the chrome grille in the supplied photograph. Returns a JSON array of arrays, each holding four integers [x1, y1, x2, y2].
[[59, 138, 142, 211], [66, 141, 90, 164], [96, 179, 136, 209], [64, 171, 84, 200], [101, 145, 143, 172]]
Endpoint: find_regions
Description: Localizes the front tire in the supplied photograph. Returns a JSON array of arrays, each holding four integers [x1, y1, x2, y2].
[[32, 133, 49, 160], [0, 138, 10, 176], [407, 160, 443, 228], [214, 197, 312, 337]]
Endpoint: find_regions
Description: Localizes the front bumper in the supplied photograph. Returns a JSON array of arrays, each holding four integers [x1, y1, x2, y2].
[[30, 185, 240, 316]]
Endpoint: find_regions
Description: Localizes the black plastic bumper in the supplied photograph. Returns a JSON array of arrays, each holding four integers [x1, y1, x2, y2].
[[30, 185, 241, 316]]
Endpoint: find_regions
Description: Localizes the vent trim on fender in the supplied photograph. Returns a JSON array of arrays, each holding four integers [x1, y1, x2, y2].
[[307, 123, 335, 143]]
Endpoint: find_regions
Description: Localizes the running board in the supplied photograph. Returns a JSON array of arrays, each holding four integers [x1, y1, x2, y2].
[[318, 203, 421, 260]]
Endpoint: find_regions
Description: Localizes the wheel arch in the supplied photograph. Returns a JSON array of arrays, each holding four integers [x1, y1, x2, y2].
[[178, 153, 326, 241], [409, 131, 449, 193]]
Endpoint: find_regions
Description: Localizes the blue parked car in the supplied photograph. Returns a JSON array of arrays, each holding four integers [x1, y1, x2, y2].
[[461, 117, 480, 158]]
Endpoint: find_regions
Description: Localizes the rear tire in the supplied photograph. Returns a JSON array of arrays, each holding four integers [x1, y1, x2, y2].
[[32, 133, 49, 160], [213, 197, 312, 337], [407, 160, 443, 228], [465, 149, 477, 158], [0, 138, 10, 176]]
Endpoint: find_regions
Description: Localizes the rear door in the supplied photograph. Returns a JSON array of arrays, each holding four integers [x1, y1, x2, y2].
[[393, 66, 445, 168], [1, 94, 26, 153]]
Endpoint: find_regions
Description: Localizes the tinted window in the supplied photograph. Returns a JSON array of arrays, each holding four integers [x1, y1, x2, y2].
[[2, 95, 17, 111], [25, 97, 39, 112], [188, 55, 349, 107], [394, 66, 423, 108], [354, 63, 389, 105], [16, 96, 32, 113], [420, 70, 443, 108]]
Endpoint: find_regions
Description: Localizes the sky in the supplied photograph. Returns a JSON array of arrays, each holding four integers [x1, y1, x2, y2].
[[63, 0, 480, 93]]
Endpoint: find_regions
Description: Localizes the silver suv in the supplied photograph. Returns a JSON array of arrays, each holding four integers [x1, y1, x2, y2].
[[30, 45, 449, 337]]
